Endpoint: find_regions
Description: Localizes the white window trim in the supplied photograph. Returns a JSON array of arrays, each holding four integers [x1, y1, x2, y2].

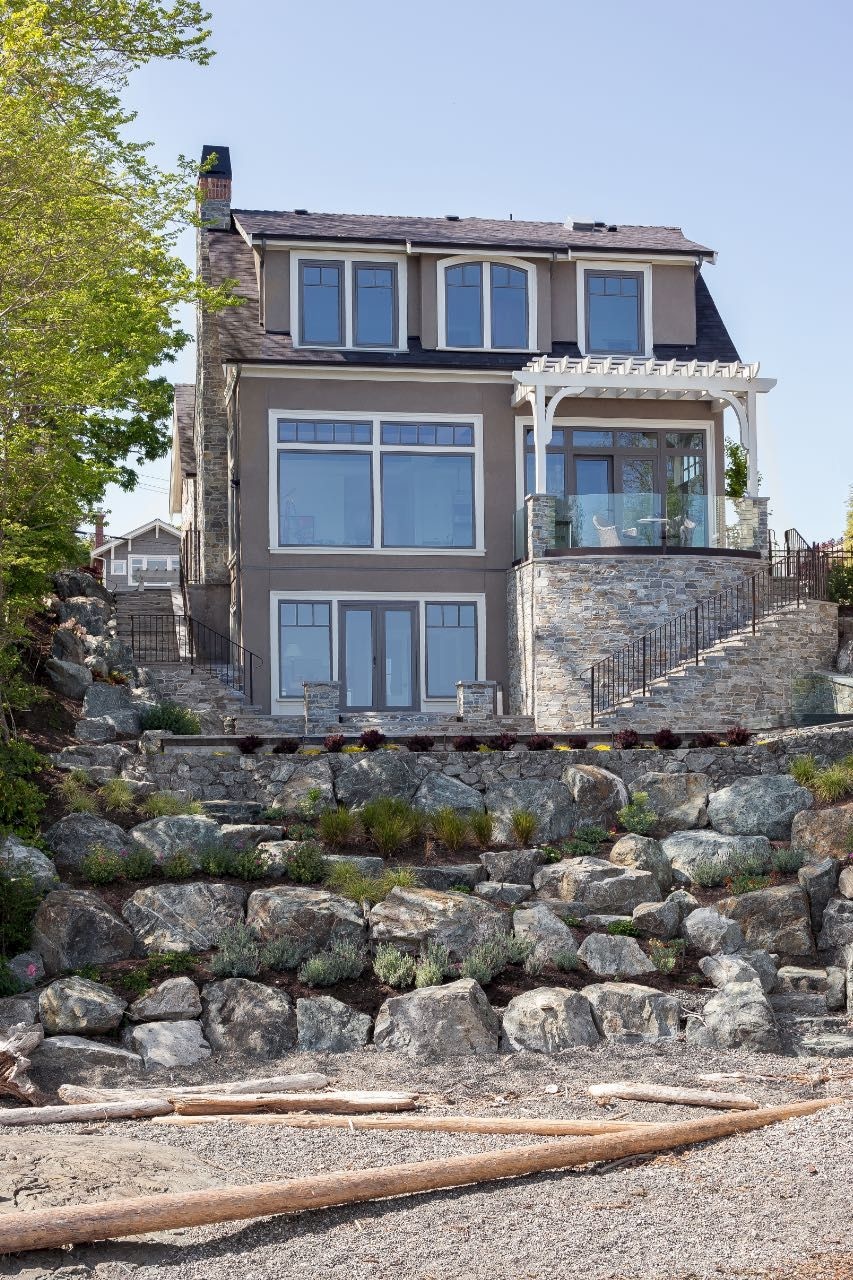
[[269, 589, 486, 713], [575, 259, 653, 358], [267, 408, 485, 557], [290, 249, 407, 352], [111, 559, 127, 575], [436, 254, 537, 352]]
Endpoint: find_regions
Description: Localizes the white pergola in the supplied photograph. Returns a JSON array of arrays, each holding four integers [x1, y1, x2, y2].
[[512, 354, 776, 494]]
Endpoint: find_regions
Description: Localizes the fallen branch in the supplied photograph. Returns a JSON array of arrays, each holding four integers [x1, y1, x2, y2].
[[57, 1073, 328, 1105], [588, 1082, 758, 1111], [153, 1112, 651, 1136], [171, 1090, 418, 1116], [0, 1098, 839, 1254], [0, 1023, 45, 1105], [0, 1099, 173, 1127]]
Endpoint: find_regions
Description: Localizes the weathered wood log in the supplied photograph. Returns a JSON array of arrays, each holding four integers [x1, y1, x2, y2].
[[0, 1099, 174, 1127], [0, 1022, 45, 1105], [154, 1112, 651, 1135], [171, 1090, 418, 1116], [0, 1098, 837, 1254], [588, 1082, 759, 1110], [57, 1073, 329, 1104]]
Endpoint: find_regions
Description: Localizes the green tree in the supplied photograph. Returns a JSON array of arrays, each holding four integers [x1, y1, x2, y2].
[[844, 485, 853, 550]]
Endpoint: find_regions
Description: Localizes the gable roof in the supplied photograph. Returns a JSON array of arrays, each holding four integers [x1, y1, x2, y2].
[[93, 518, 181, 560]]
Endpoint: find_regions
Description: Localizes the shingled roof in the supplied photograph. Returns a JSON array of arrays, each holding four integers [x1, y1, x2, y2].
[[173, 384, 196, 473]]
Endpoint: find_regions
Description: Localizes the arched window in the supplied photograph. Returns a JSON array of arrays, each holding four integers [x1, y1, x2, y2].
[[440, 258, 534, 349]]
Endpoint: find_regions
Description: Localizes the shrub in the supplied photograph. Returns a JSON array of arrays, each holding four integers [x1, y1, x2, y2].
[[283, 841, 327, 885], [0, 871, 40, 957], [510, 809, 538, 846], [648, 938, 685, 975], [691, 857, 731, 889], [771, 846, 805, 875], [460, 929, 532, 985], [725, 725, 752, 746], [727, 872, 772, 895], [789, 755, 818, 785], [236, 734, 263, 756], [122, 846, 156, 880], [0, 961, 21, 997], [468, 810, 495, 848], [614, 729, 641, 750], [123, 950, 198, 994], [272, 736, 300, 755], [325, 861, 418, 906], [606, 919, 639, 937], [361, 797, 422, 855], [373, 943, 417, 989], [262, 805, 288, 824], [56, 770, 99, 815], [826, 563, 853, 607], [285, 820, 316, 842], [318, 807, 359, 848], [431, 807, 469, 852], [298, 938, 367, 987], [323, 734, 345, 753], [415, 940, 452, 988], [296, 786, 328, 818], [0, 740, 46, 839], [810, 765, 853, 804], [359, 728, 386, 752], [617, 792, 656, 835], [140, 792, 202, 819], [488, 732, 517, 751], [652, 728, 682, 750], [96, 778, 136, 815], [210, 923, 261, 978], [198, 842, 236, 877], [139, 702, 201, 735], [452, 735, 480, 752], [406, 734, 435, 752], [230, 846, 269, 881], [341, 744, 366, 754], [565, 825, 608, 856], [526, 734, 554, 752], [259, 936, 304, 972], [551, 948, 580, 973], [160, 850, 195, 880], [566, 735, 589, 749], [81, 845, 126, 885], [689, 732, 718, 749]]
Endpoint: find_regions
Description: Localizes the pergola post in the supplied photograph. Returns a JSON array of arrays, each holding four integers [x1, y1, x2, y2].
[[531, 384, 550, 494]]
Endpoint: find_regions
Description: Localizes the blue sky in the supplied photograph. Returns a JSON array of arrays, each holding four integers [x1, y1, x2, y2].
[[104, 0, 852, 542]]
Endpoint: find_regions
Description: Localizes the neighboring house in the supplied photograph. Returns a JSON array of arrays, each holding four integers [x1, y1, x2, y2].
[[93, 518, 181, 591], [169, 146, 836, 731]]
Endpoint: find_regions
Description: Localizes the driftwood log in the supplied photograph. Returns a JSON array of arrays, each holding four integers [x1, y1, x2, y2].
[[0, 1099, 174, 1127], [57, 1074, 329, 1104], [0, 1097, 838, 1254], [0, 1023, 45, 1105], [154, 1112, 651, 1136], [168, 1091, 418, 1116], [588, 1082, 759, 1110]]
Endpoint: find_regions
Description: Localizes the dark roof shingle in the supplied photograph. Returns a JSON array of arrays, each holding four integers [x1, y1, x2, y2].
[[173, 384, 197, 473]]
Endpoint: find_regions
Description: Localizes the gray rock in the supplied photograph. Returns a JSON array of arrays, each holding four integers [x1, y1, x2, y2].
[[370, 887, 507, 960], [411, 771, 485, 814], [698, 953, 772, 993], [717, 886, 816, 962], [201, 979, 297, 1057], [38, 976, 126, 1034], [35, 1035, 143, 1072], [577, 932, 656, 978], [82, 682, 133, 718], [798, 858, 841, 933], [74, 716, 117, 743], [52, 624, 87, 665], [334, 752, 419, 808], [54, 569, 113, 603], [687, 981, 781, 1054], [52, 743, 132, 775], [582, 913, 632, 929], [0, 835, 58, 894], [122, 882, 247, 954], [826, 967, 846, 1011], [666, 888, 700, 921], [630, 772, 710, 832], [246, 886, 366, 963], [220, 824, 285, 849], [707, 775, 813, 840], [44, 813, 130, 872], [411, 864, 485, 891], [775, 965, 830, 993], [793, 1029, 853, 1058], [660, 831, 773, 886], [56, 595, 111, 635], [123, 1020, 211, 1069], [323, 853, 386, 877], [609, 834, 672, 894], [296, 996, 372, 1051], [101, 709, 141, 737], [480, 849, 545, 885], [474, 881, 532, 906], [85, 654, 110, 680], [373, 978, 500, 1056], [631, 898, 681, 940], [129, 815, 224, 866], [536, 857, 661, 913], [681, 907, 745, 956], [254, 840, 308, 878], [583, 982, 680, 1040], [0, 994, 39, 1029], [817, 899, 853, 954], [512, 904, 580, 965], [839, 866, 853, 899], [274, 760, 336, 814], [560, 764, 628, 828], [501, 987, 600, 1052], [33, 889, 136, 976], [128, 977, 202, 1023], [6, 951, 45, 990], [45, 657, 92, 700], [484, 778, 575, 844], [200, 800, 268, 824], [791, 803, 853, 863]]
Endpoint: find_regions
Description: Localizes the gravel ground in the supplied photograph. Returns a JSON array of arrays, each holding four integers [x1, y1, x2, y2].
[[2, 1042, 852, 1280]]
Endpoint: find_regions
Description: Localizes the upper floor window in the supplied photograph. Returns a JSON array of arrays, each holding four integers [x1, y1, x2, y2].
[[585, 270, 644, 354], [354, 263, 398, 346], [299, 261, 344, 346], [440, 258, 534, 349], [294, 254, 403, 350]]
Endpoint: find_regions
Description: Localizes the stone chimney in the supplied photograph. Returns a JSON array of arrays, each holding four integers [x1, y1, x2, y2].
[[198, 144, 231, 230]]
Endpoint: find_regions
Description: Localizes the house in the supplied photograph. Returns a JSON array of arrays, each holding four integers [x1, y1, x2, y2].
[[92, 518, 181, 591], [169, 146, 838, 732]]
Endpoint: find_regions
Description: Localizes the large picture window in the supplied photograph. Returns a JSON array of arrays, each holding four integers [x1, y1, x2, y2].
[[279, 601, 331, 696], [382, 454, 474, 548], [441, 258, 533, 349]]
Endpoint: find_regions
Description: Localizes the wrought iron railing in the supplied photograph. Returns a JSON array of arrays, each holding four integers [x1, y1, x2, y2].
[[181, 528, 202, 584], [129, 613, 261, 704]]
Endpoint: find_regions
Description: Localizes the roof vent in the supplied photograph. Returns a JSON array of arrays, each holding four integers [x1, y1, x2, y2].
[[565, 217, 615, 233], [293, 208, 309, 215], [445, 214, 460, 221]]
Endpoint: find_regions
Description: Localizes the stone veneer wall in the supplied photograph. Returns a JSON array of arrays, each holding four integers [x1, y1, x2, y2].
[[194, 229, 231, 590], [507, 554, 839, 732]]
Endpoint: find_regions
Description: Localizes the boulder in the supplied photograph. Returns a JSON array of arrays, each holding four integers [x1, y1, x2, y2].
[[0, 994, 39, 1029], [474, 881, 532, 906], [583, 982, 680, 1040], [54, 569, 113, 603], [82, 682, 134, 718], [323, 853, 385, 877], [511, 904, 580, 965], [38, 976, 126, 1035], [296, 996, 373, 1051], [410, 864, 485, 891], [43, 813, 130, 872], [334, 752, 419, 808], [6, 951, 45, 991], [52, 625, 87, 665], [501, 987, 600, 1052], [201, 979, 297, 1057], [577, 933, 656, 978], [826, 967, 846, 1011], [630, 771, 710, 832], [798, 858, 841, 933], [817, 900, 853, 954], [681, 906, 745, 956], [52, 743, 132, 776], [560, 764, 628, 828], [484, 778, 575, 844], [35, 1035, 143, 1073], [220, 824, 284, 850], [687, 981, 781, 1054], [128, 977, 202, 1023], [717, 886, 815, 962], [0, 835, 58, 894], [200, 800, 268, 824], [33, 889, 136, 976], [411, 772, 485, 814], [582, 914, 633, 930], [274, 761, 336, 813], [56, 595, 111, 635], [707, 775, 813, 840], [123, 1020, 211, 1069], [373, 978, 500, 1056], [45, 658, 92, 700], [369, 887, 507, 960], [660, 831, 773, 886], [74, 716, 117, 743], [775, 965, 832, 994], [536, 857, 661, 913], [839, 866, 853, 899], [698, 952, 776, 994], [480, 849, 545, 885], [608, 834, 672, 894], [122, 883, 247, 954], [666, 888, 700, 922], [129, 815, 224, 866], [246, 886, 366, 963], [791, 803, 853, 862], [631, 898, 681, 941]]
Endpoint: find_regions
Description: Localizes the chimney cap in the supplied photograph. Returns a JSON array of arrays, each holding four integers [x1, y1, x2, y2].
[[200, 145, 231, 178]]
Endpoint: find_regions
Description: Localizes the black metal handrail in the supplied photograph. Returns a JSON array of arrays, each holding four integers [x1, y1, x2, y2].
[[129, 613, 262, 704], [587, 545, 852, 726]]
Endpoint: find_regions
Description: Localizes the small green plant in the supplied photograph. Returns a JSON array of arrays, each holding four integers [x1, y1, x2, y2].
[[826, 563, 853, 607], [71, 964, 101, 982], [296, 785, 327, 818], [210, 922, 261, 978], [123, 951, 197, 994], [728, 872, 772, 896], [140, 792, 202, 819], [560, 825, 608, 857], [139, 702, 202, 735], [81, 845, 126, 885], [724, 439, 750, 500], [617, 792, 657, 835], [56, 769, 99, 815], [96, 778, 137, 815], [553, 948, 580, 973], [415, 940, 452, 988], [262, 805, 288, 824], [0, 739, 46, 838], [259, 936, 304, 972], [460, 929, 533, 985], [318, 807, 359, 848], [160, 849, 196, 880], [230, 845, 269, 880], [810, 764, 853, 804], [283, 841, 327, 885], [324, 862, 418, 906], [298, 938, 367, 987], [789, 755, 819, 786], [606, 919, 639, 937], [198, 842, 236, 877], [691, 858, 731, 888], [361, 797, 422, 855], [0, 961, 21, 997], [123, 846, 156, 880], [431, 807, 469, 852], [509, 809, 538, 846], [468, 811, 494, 847], [771, 846, 805, 875], [373, 943, 417, 989], [648, 938, 685, 975]]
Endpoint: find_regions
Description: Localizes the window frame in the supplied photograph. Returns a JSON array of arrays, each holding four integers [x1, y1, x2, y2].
[[298, 258, 345, 348], [277, 447, 374, 549], [290, 250, 407, 352], [575, 260, 653, 358], [110, 559, 127, 575], [353, 260, 399, 348], [278, 599, 333, 698], [424, 602, 478, 698], [437, 254, 536, 351]]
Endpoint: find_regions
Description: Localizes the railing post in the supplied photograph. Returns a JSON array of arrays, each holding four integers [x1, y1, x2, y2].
[[796, 551, 801, 607], [693, 605, 700, 665], [641, 634, 647, 698], [248, 654, 254, 705], [751, 574, 757, 634], [590, 669, 595, 728]]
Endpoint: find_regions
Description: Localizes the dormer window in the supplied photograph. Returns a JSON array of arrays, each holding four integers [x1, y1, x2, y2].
[[299, 261, 344, 346], [293, 252, 405, 350], [353, 263, 398, 346], [439, 257, 535, 350], [586, 271, 643, 354]]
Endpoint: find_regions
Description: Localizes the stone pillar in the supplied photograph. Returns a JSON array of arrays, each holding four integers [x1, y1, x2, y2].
[[751, 496, 770, 557], [304, 681, 341, 735], [456, 680, 497, 721], [526, 493, 556, 560]]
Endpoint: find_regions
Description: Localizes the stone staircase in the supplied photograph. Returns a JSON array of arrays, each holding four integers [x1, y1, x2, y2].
[[115, 588, 182, 663]]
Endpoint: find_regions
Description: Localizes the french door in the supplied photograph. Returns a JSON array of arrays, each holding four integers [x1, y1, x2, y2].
[[340, 604, 418, 711]]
